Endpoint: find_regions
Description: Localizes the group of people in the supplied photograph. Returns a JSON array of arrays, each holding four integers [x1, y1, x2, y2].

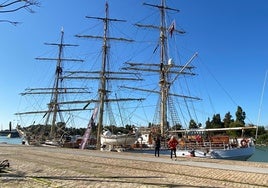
[[154, 135, 179, 160]]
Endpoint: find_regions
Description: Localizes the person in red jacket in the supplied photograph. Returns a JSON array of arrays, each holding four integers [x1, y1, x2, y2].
[[168, 136, 179, 160]]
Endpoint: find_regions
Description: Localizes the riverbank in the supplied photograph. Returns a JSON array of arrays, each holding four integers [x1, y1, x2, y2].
[[0, 144, 268, 187], [2, 136, 268, 163]]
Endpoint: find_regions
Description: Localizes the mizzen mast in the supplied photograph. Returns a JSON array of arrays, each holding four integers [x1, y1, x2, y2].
[[123, 0, 199, 137]]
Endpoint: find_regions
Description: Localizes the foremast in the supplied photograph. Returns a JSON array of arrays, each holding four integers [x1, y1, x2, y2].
[[16, 29, 85, 139]]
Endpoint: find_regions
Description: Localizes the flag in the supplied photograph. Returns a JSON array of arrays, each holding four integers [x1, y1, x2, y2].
[[80, 107, 98, 149], [168, 20, 175, 38]]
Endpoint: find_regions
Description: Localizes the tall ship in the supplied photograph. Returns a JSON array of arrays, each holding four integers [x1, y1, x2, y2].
[[122, 0, 256, 160], [16, 2, 143, 148]]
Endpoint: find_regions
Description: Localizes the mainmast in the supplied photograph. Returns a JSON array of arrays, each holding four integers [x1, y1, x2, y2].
[[75, 2, 143, 149], [159, 0, 170, 138], [98, 2, 110, 151]]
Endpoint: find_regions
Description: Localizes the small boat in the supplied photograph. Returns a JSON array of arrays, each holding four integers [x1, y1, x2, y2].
[[101, 129, 138, 148], [172, 126, 256, 160]]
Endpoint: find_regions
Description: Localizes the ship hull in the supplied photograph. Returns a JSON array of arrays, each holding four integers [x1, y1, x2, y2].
[[210, 146, 255, 160], [101, 134, 137, 146]]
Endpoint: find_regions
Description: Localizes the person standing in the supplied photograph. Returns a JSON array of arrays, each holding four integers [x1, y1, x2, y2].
[[168, 136, 178, 160], [154, 136, 161, 157]]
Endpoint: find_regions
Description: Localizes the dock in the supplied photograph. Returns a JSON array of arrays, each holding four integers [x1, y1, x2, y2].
[[0, 144, 267, 187]]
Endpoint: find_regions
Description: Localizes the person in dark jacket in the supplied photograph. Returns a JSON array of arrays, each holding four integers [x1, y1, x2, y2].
[[154, 136, 161, 157]]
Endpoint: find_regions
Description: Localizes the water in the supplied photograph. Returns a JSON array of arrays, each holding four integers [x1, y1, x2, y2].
[[1, 136, 267, 163], [248, 146, 268, 163], [0, 136, 22, 145]]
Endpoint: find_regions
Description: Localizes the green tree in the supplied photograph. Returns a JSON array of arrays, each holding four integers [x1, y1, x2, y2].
[[226, 106, 246, 137], [211, 114, 223, 128], [256, 126, 266, 135], [189, 119, 199, 129], [197, 123, 202, 128], [235, 106, 246, 126], [256, 133, 268, 145], [228, 121, 245, 138], [171, 123, 182, 130], [223, 112, 233, 128], [205, 118, 212, 129]]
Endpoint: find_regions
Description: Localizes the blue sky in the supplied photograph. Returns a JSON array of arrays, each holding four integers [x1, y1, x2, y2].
[[1, 0, 268, 130]]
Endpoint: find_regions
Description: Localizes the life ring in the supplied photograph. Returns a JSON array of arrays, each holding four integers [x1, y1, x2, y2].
[[240, 139, 247, 148]]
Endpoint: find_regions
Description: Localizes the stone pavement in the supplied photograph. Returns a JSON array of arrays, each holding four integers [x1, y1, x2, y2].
[[87, 149, 268, 174], [0, 144, 268, 187]]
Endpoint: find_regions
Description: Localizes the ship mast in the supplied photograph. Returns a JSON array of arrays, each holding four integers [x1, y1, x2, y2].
[[16, 29, 85, 139], [36, 29, 84, 138], [123, 0, 199, 137], [159, 0, 169, 138], [75, 2, 143, 149], [98, 2, 109, 151], [49, 29, 65, 137]]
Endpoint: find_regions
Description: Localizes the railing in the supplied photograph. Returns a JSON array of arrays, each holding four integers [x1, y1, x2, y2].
[[177, 141, 231, 151]]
